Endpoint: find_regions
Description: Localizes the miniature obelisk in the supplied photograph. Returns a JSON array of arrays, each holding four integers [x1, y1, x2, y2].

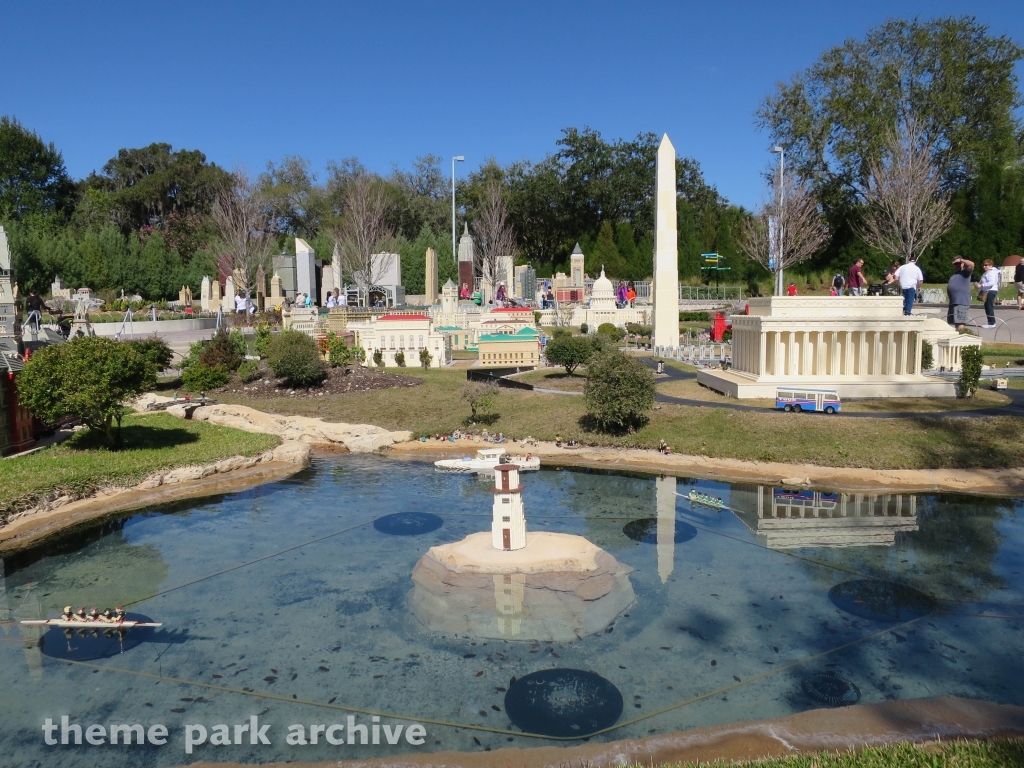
[[425, 247, 438, 304], [652, 134, 679, 350]]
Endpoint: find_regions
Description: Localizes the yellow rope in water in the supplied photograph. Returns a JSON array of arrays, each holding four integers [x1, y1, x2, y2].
[[58, 616, 926, 742]]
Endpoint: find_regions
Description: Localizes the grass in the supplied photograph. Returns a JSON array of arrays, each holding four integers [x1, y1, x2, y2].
[[0, 412, 280, 520], [515, 368, 587, 391], [651, 738, 1024, 768], [216, 367, 1024, 470]]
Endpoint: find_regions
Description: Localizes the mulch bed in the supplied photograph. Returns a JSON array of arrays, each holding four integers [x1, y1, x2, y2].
[[219, 364, 423, 399]]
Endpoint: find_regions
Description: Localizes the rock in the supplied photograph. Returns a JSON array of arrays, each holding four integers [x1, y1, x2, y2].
[[136, 475, 164, 490], [214, 456, 257, 474], [163, 466, 207, 484], [181, 404, 406, 453], [780, 477, 811, 487], [271, 442, 312, 466]]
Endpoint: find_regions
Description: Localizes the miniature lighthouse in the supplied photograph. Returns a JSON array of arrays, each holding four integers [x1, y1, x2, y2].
[[491, 464, 527, 551]]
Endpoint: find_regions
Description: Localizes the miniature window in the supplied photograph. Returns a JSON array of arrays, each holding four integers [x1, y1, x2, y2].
[[502, 516, 510, 522]]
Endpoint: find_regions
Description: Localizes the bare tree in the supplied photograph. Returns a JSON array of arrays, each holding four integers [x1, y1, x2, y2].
[[471, 181, 517, 303], [553, 301, 576, 327], [857, 115, 953, 263], [210, 170, 277, 307], [331, 174, 394, 291], [740, 171, 828, 294]]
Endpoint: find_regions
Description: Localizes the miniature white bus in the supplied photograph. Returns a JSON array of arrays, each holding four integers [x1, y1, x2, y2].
[[775, 388, 841, 414]]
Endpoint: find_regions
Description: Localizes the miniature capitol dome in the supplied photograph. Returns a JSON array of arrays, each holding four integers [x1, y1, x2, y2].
[[589, 267, 616, 310]]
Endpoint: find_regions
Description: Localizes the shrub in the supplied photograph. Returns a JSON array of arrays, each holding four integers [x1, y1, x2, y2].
[[351, 346, 366, 363], [921, 340, 934, 371], [16, 336, 150, 449], [238, 360, 261, 383], [597, 322, 625, 341], [326, 332, 354, 368], [533, 311, 542, 325], [680, 311, 710, 322], [182, 362, 230, 392], [584, 350, 656, 432], [959, 346, 984, 398], [626, 323, 652, 337], [419, 347, 432, 368], [266, 330, 328, 387], [199, 329, 244, 371], [395, 350, 406, 367], [462, 381, 499, 422], [580, 322, 589, 334], [545, 334, 594, 374], [126, 337, 174, 372], [254, 324, 273, 357], [373, 349, 384, 367]]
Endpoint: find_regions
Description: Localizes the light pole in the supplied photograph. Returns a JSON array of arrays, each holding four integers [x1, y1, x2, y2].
[[770, 146, 785, 296], [451, 155, 465, 263]]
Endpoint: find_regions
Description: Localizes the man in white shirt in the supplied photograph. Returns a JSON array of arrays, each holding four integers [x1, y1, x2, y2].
[[234, 292, 247, 314], [894, 257, 924, 316]]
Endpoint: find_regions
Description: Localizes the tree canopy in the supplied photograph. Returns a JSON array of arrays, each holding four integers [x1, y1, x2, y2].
[[0, 116, 75, 221]]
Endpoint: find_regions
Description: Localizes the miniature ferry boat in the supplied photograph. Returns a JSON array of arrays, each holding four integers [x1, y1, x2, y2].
[[686, 489, 728, 510], [434, 447, 541, 473]]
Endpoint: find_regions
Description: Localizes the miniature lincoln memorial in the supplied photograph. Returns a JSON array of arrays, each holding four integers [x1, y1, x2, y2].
[[410, 463, 634, 641], [698, 296, 979, 399]]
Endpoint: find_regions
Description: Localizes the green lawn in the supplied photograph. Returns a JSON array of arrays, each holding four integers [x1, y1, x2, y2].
[[515, 368, 587, 391], [653, 738, 1024, 768], [216, 367, 1024, 470], [0, 412, 280, 521]]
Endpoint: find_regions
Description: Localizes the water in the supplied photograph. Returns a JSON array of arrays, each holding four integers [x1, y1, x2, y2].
[[1, 456, 1023, 766]]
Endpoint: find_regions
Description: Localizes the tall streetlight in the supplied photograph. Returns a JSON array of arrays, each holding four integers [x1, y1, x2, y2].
[[770, 146, 785, 296], [451, 156, 465, 263]]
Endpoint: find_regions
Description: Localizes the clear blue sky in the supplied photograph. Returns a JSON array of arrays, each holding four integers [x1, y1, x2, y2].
[[1, 0, 1021, 209]]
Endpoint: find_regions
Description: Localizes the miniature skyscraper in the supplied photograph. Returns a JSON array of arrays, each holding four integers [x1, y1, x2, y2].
[[652, 134, 679, 350], [425, 247, 438, 304], [492, 463, 527, 551], [458, 223, 475, 297], [0, 227, 15, 338]]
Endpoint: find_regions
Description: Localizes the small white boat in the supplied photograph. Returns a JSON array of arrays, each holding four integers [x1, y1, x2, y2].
[[20, 619, 162, 629], [434, 447, 541, 473]]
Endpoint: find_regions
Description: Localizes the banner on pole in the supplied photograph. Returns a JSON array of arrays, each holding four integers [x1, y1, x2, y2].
[[768, 216, 778, 271]]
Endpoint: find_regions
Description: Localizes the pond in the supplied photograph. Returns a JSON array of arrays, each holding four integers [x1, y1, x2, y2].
[[1, 456, 1022, 766]]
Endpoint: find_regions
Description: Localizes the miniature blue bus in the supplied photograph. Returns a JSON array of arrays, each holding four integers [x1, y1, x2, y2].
[[775, 388, 841, 414]]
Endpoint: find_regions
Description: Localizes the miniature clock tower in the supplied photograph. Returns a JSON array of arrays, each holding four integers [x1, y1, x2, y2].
[[492, 464, 527, 551]]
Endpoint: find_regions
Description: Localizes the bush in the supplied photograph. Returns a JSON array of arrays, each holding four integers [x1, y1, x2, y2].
[[254, 324, 273, 358], [533, 311, 542, 325], [266, 330, 328, 387], [921, 340, 934, 371], [373, 349, 384, 367], [625, 323, 652, 337], [680, 311, 710, 322], [395, 350, 406, 367], [545, 335, 594, 374], [419, 347, 432, 368], [326, 332, 354, 368], [16, 336, 150, 449], [238, 360, 261, 383], [199, 329, 244, 371], [462, 381, 499, 422], [182, 362, 230, 392], [126, 337, 174, 372], [584, 350, 656, 433], [580, 322, 589, 334], [959, 346, 984, 398], [597, 322, 625, 341]]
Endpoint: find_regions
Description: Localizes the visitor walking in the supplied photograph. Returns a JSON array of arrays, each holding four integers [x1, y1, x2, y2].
[[1016, 260, 1024, 310], [946, 256, 974, 330], [847, 259, 867, 295], [496, 282, 506, 303], [894, 257, 924, 316], [24, 289, 44, 331], [978, 259, 1001, 328], [831, 272, 845, 296]]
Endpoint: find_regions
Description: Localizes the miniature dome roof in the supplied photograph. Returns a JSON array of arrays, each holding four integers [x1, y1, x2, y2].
[[1002, 255, 1022, 267], [591, 267, 614, 297]]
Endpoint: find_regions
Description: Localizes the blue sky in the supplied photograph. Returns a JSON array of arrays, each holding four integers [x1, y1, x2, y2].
[[1, 0, 1021, 209]]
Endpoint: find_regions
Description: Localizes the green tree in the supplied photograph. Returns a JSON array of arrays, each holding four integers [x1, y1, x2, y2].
[[544, 334, 594, 374], [587, 221, 627, 277], [419, 347, 432, 368], [959, 345, 984, 398], [16, 336, 150, 448], [266, 330, 327, 387], [0, 116, 75, 220], [462, 381, 499, 423], [583, 350, 656, 432], [757, 17, 1024, 193]]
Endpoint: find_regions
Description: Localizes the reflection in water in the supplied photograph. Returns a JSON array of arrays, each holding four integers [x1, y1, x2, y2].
[[657, 476, 675, 583], [410, 552, 635, 642], [729, 486, 918, 548]]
